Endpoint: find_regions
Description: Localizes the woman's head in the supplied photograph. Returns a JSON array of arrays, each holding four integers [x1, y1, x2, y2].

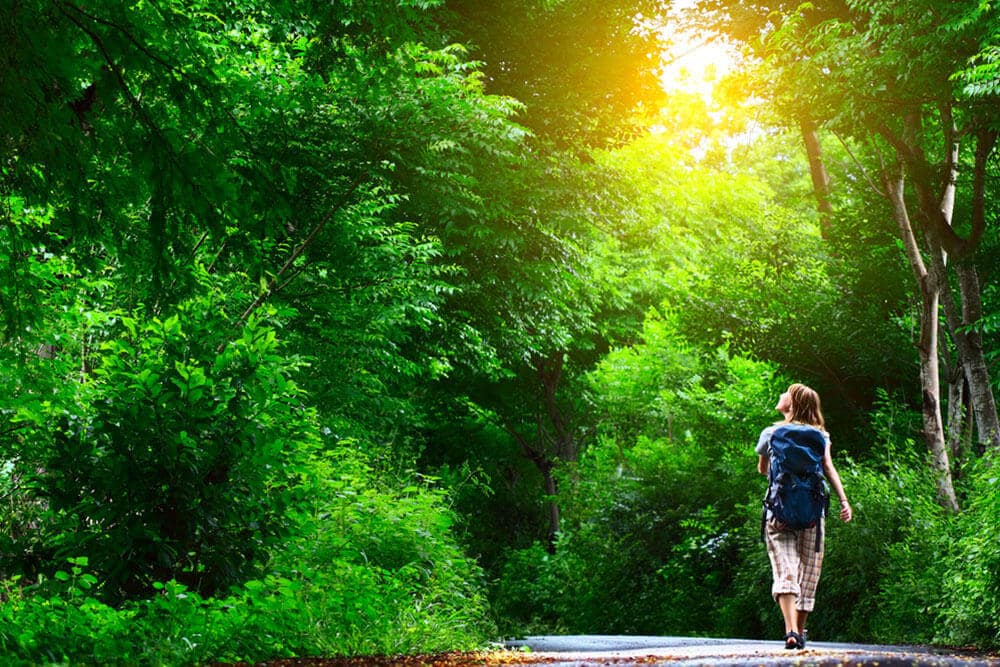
[[781, 383, 825, 428]]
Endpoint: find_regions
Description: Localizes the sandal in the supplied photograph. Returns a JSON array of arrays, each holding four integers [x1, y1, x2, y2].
[[783, 631, 803, 650], [800, 629, 808, 648]]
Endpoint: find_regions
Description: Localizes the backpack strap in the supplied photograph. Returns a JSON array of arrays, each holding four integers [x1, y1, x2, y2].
[[813, 492, 829, 552], [761, 442, 772, 545]]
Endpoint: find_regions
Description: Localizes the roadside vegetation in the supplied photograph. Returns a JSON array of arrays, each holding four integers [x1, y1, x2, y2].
[[2, 0, 1000, 663]]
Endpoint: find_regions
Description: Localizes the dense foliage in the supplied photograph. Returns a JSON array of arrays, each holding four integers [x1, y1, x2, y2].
[[2, 0, 1000, 664]]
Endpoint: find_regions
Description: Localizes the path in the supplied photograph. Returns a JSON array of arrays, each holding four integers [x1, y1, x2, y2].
[[502, 635, 1000, 666]]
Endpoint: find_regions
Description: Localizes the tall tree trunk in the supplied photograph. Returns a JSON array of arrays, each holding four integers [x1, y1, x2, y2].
[[535, 352, 575, 550], [540, 461, 560, 553], [917, 121, 1000, 451], [954, 261, 1000, 449], [944, 360, 966, 479], [799, 116, 833, 239], [800, 116, 963, 509], [933, 253, 1000, 451], [884, 173, 959, 512], [505, 352, 576, 553], [507, 428, 562, 554]]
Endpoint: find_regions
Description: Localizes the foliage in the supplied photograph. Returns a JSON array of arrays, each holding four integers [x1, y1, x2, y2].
[[0, 448, 492, 665], [1, 1, 509, 655], [938, 452, 1000, 648], [441, 0, 666, 148], [1, 289, 315, 600], [814, 445, 940, 642], [495, 315, 785, 634], [4, 0, 1000, 658], [496, 370, 997, 647]]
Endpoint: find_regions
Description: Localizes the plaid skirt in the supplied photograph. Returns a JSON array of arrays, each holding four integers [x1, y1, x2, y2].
[[764, 518, 824, 611]]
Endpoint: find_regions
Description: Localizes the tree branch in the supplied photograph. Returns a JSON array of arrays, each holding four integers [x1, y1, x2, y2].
[[938, 103, 959, 224], [871, 115, 973, 258], [831, 130, 885, 198], [968, 128, 998, 252], [62, 1, 180, 74], [231, 174, 367, 331]]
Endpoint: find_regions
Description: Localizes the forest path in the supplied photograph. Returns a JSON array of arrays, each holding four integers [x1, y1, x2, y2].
[[502, 635, 1000, 666]]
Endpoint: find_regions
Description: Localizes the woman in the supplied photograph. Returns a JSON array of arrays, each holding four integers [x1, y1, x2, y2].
[[756, 383, 853, 650]]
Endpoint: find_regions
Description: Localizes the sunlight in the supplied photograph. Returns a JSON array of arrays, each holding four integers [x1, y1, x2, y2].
[[646, 1, 756, 156], [658, 28, 737, 103], [661, 39, 734, 98]]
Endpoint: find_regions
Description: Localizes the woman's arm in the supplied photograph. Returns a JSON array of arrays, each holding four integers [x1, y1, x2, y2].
[[755, 427, 772, 476], [823, 443, 853, 522]]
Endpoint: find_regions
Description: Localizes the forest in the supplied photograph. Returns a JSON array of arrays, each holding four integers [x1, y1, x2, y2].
[[2, 0, 1000, 663]]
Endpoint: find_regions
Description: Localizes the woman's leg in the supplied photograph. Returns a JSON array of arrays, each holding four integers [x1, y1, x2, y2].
[[766, 522, 803, 646], [795, 520, 824, 640], [795, 522, 824, 612], [796, 609, 809, 636], [778, 593, 798, 633], [766, 523, 802, 600]]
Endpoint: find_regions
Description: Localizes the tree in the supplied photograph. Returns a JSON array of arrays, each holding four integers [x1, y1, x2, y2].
[[0, 0, 540, 595], [691, 0, 1000, 510], [405, 0, 678, 551], [6, 293, 315, 600], [442, 0, 667, 149]]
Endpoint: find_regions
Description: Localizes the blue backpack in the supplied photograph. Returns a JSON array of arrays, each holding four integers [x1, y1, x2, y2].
[[761, 423, 830, 552]]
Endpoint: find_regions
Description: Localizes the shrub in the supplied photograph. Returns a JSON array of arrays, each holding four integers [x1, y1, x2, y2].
[[4, 294, 318, 600], [494, 432, 771, 636], [493, 321, 789, 637], [0, 445, 494, 665], [938, 453, 1000, 648]]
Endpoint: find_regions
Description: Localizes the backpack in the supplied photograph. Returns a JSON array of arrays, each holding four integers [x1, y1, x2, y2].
[[760, 423, 830, 552]]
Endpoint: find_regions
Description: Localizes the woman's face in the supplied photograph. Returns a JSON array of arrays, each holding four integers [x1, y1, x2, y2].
[[776, 391, 792, 415]]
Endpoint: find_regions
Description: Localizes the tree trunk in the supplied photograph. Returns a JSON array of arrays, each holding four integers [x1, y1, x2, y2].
[[916, 285, 958, 512], [505, 352, 575, 553], [919, 211, 1000, 450], [799, 116, 833, 239], [884, 173, 959, 512], [944, 362, 965, 479], [541, 461, 560, 553], [933, 252, 1000, 451], [954, 261, 1000, 449], [535, 352, 574, 551], [508, 431, 562, 554], [917, 118, 1000, 451]]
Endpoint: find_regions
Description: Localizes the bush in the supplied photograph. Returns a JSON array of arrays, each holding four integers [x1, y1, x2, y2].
[[4, 294, 315, 600], [0, 445, 494, 665], [494, 430, 772, 636], [493, 319, 786, 635], [493, 319, 788, 637], [492, 541, 573, 635], [813, 448, 944, 643], [938, 453, 1000, 648], [496, 324, 986, 649]]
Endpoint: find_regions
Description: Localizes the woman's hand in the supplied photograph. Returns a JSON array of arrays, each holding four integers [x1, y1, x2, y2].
[[839, 499, 853, 522]]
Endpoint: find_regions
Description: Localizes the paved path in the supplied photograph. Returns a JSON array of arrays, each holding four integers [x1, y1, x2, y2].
[[503, 635, 1000, 666]]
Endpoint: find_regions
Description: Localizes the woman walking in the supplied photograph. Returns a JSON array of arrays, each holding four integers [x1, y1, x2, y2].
[[756, 383, 853, 649]]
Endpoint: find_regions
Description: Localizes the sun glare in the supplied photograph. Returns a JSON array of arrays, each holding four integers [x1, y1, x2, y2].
[[654, 0, 739, 102], [659, 34, 736, 102], [647, 4, 759, 157]]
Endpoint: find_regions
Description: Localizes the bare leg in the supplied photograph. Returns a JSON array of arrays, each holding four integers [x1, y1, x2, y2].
[[777, 594, 797, 633], [797, 609, 809, 636]]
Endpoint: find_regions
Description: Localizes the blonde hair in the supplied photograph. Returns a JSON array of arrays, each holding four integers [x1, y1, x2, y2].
[[785, 383, 825, 429]]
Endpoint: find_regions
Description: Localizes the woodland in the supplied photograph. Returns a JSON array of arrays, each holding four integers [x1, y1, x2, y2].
[[2, 0, 1000, 664]]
